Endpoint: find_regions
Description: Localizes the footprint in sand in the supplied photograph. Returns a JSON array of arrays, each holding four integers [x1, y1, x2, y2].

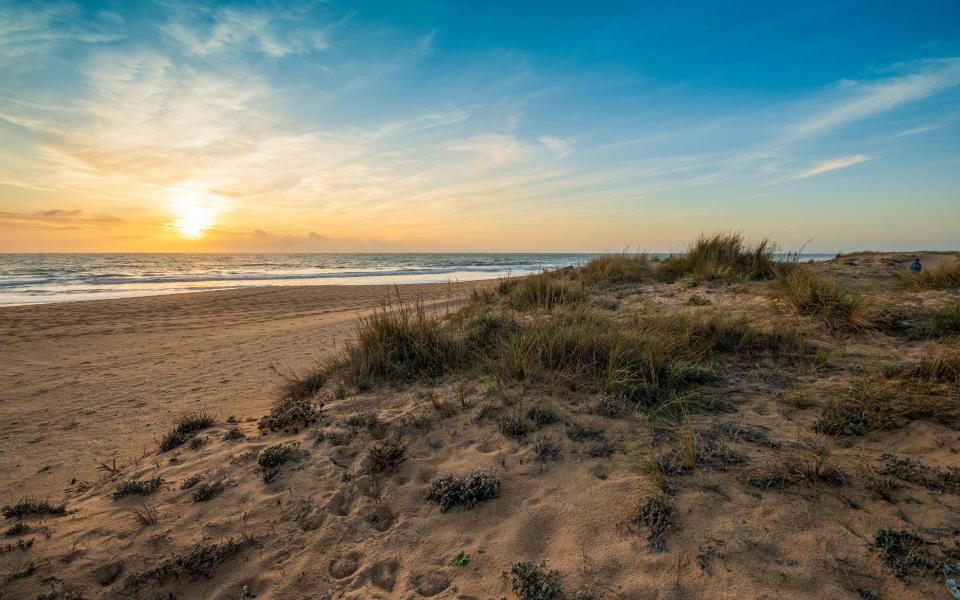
[[365, 558, 399, 591], [326, 489, 355, 516], [409, 571, 450, 596], [329, 550, 363, 579], [360, 501, 396, 532]]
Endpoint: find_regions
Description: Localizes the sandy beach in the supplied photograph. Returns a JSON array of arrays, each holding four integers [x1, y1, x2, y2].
[[0, 282, 482, 501], [0, 249, 956, 600]]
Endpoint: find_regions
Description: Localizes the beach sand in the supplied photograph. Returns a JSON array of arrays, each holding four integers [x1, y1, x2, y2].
[[0, 254, 956, 599], [0, 282, 481, 501]]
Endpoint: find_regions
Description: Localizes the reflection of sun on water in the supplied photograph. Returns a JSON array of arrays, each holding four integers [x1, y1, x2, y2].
[[169, 185, 220, 239]]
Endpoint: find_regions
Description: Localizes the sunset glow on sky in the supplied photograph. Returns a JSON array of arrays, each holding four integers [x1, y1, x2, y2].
[[1, 1, 959, 252]]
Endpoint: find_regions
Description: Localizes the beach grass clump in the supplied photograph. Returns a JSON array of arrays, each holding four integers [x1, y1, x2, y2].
[[426, 470, 501, 512], [915, 342, 960, 383], [932, 303, 960, 336], [279, 371, 327, 402], [158, 413, 215, 452], [778, 268, 874, 331], [487, 308, 706, 405], [2, 499, 67, 519], [510, 561, 563, 600], [112, 477, 164, 500], [499, 271, 585, 311], [815, 371, 956, 435], [334, 299, 465, 386], [904, 262, 960, 290], [580, 254, 653, 285], [659, 232, 780, 281]]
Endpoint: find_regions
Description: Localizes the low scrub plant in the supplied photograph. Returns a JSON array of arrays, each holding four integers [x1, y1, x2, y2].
[[159, 413, 215, 452]]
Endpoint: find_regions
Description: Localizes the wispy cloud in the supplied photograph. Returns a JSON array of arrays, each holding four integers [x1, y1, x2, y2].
[[788, 58, 960, 141], [160, 3, 328, 58], [788, 154, 870, 180], [539, 136, 575, 158], [447, 134, 531, 168], [0, 2, 123, 67], [0, 209, 123, 230]]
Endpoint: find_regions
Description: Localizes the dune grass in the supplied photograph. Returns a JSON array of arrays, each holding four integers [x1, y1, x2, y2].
[[903, 262, 960, 290], [580, 254, 653, 285], [659, 232, 781, 281], [815, 370, 957, 435], [497, 271, 585, 311], [778, 268, 874, 331], [334, 298, 466, 387]]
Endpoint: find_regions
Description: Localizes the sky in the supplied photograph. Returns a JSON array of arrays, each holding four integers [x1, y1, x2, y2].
[[0, 0, 958, 253]]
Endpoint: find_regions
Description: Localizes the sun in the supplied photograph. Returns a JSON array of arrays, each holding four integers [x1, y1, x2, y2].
[[169, 185, 221, 239], [174, 202, 216, 238]]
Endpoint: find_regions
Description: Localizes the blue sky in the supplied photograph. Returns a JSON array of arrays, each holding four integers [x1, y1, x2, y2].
[[0, 0, 958, 252]]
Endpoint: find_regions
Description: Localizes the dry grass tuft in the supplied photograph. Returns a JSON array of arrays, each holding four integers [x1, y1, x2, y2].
[[915, 341, 960, 383], [659, 232, 780, 281], [903, 262, 960, 290], [498, 271, 585, 311], [581, 254, 653, 285], [778, 268, 874, 331], [815, 371, 957, 435], [334, 298, 465, 386]]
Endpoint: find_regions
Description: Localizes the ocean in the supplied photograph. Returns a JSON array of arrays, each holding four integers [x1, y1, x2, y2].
[[0, 253, 836, 305]]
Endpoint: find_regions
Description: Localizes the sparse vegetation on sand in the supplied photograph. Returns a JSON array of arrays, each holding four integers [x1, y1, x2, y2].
[[7, 233, 959, 599], [426, 470, 501, 511], [511, 561, 563, 600], [124, 538, 251, 591], [627, 495, 675, 540], [112, 477, 164, 500], [2, 499, 66, 519], [778, 268, 874, 330], [158, 413, 215, 452]]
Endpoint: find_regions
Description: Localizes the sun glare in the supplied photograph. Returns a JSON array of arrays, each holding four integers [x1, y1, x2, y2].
[[170, 185, 221, 239]]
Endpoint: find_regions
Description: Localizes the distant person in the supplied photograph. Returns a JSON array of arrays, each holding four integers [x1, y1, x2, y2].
[[909, 257, 922, 273]]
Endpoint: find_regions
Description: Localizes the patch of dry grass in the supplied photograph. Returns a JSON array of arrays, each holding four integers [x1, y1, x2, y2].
[[580, 254, 653, 285], [903, 262, 960, 290], [778, 268, 874, 331], [815, 370, 957, 435], [659, 232, 781, 281], [498, 271, 585, 311]]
